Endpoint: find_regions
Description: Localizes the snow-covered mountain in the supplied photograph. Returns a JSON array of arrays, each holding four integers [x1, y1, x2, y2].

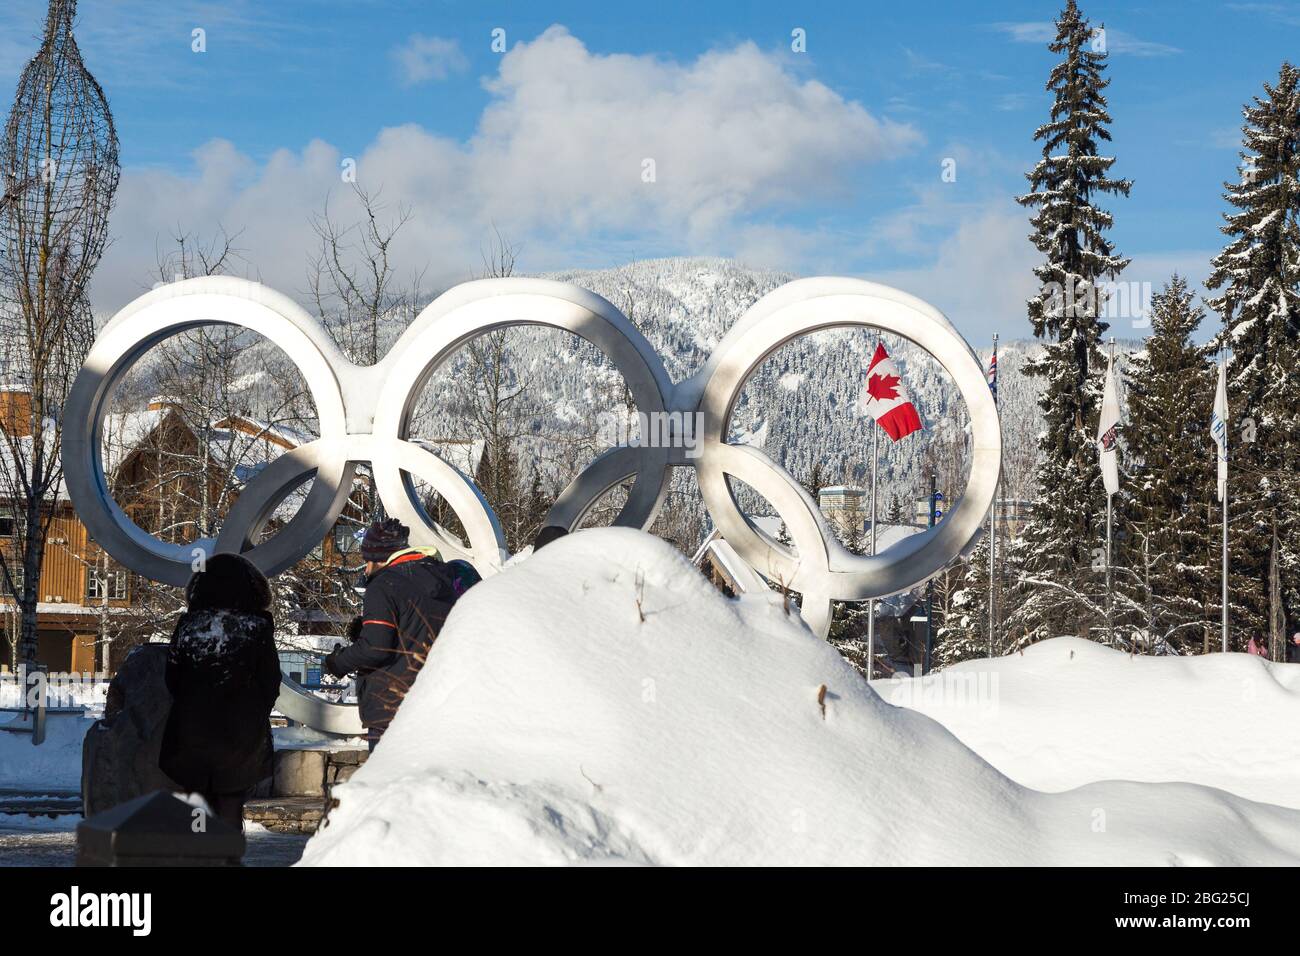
[[424, 256, 1048, 508]]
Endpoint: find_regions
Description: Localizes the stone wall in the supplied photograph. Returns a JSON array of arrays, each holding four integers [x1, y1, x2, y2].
[[245, 747, 368, 833]]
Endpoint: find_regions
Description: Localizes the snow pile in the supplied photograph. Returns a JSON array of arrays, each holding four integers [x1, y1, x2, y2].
[[272, 725, 367, 752], [879, 638, 1300, 809], [0, 713, 93, 791], [301, 529, 1300, 866]]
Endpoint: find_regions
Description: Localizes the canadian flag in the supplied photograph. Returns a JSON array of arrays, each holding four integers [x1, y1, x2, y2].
[[862, 343, 923, 441]]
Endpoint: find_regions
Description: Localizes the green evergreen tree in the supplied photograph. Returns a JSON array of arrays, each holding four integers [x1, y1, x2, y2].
[[1205, 62, 1300, 653], [802, 461, 826, 502], [1007, 0, 1132, 644], [474, 440, 523, 550], [1122, 276, 1216, 652], [524, 465, 554, 542], [937, 504, 1019, 666]]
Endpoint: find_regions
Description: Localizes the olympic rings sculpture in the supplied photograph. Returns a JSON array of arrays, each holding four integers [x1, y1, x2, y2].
[[64, 275, 1000, 734]]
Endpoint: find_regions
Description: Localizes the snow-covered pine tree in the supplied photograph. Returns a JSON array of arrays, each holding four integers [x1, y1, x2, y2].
[[935, 545, 985, 666], [1122, 276, 1216, 653], [828, 484, 871, 658], [802, 461, 826, 501], [1205, 62, 1300, 653], [1007, 0, 1132, 645], [937, 491, 1018, 665]]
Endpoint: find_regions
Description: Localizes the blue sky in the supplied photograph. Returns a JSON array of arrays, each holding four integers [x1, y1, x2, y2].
[[2, 0, 1296, 343]]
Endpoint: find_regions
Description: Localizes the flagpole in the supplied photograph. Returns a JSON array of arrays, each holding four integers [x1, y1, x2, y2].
[[988, 501, 996, 656], [1105, 337, 1115, 648], [988, 333, 998, 659], [1222, 477, 1229, 653], [867, 420, 878, 678], [1221, 348, 1229, 653]]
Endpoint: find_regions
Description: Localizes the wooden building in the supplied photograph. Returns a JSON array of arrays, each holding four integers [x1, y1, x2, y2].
[[0, 392, 367, 677]]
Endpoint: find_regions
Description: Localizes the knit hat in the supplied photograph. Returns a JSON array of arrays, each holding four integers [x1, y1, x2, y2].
[[361, 518, 410, 563], [446, 559, 482, 597]]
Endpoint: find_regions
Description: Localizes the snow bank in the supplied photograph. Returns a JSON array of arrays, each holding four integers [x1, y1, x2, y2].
[[0, 713, 91, 791], [272, 725, 367, 752], [301, 529, 1300, 866], [879, 638, 1300, 809]]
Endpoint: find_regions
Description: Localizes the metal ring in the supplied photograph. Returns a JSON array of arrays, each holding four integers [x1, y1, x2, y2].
[[63, 278, 350, 586], [694, 277, 1001, 607], [63, 274, 1000, 732]]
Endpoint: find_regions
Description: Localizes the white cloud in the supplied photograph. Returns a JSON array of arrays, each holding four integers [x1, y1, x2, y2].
[[870, 201, 1039, 343], [993, 21, 1056, 45], [992, 21, 1181, 56], [871, 213, 1219, 345], [1103, 30, 1182, 57], [1226, 3, 1300, 27], [95, 26, 920, 314], [995, 92, 1037, 112], [1116, 249, 1219, 338], [0, 0, 315, 91], [391, 34, 469, 86]]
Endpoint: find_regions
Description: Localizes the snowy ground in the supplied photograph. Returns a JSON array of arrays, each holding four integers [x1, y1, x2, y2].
[[0, 816, 308, 866], [301, 528, 1300, 867], [271, 725, 367, 752], [878, 638, 1300, 810], [0, 712, 93, 792], [0, 714, 363, 793]]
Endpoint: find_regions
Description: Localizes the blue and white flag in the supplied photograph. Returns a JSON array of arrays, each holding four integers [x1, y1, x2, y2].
[[1211, 357, 1228, 502], [1097, 356, 1122, 497]]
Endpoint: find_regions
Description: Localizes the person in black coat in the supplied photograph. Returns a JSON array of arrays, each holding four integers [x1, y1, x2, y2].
[[325, 519, 478, 750], [159, 553, 282, 829]]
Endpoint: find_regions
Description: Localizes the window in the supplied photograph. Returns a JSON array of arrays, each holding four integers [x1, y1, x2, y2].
[[86, 567, 128, 602], [331, 523, 357, 555], [278, 652, 321, 689], [332, 522, 361, 558], [2, 562, 22, 597], [0, 508, 14, 537]]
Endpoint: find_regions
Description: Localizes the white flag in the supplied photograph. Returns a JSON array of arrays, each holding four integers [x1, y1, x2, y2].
[[1211, 358, 1228, 502], [1097, 357, 1121, 497]]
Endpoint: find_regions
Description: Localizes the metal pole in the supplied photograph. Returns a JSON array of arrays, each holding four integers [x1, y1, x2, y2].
[[988, 485, 997, 657], [925, 472, 936, 673], [1105, 337, 1115, 648], [988, 333, 998, 659], [1222, 358, 1229, 653], [867, 422, 878, 678], [1106, 494, 1113, 646]]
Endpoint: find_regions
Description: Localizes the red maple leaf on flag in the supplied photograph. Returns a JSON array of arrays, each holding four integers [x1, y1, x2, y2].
[[866, 371, 901, 402]]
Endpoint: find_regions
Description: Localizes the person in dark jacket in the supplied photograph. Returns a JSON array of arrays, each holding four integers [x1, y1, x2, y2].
[[324, 519, 475, 751], [159, 553, 282, 829]]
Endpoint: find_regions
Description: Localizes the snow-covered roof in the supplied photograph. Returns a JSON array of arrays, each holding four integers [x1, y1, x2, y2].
[[101, 409, 168, 473]]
